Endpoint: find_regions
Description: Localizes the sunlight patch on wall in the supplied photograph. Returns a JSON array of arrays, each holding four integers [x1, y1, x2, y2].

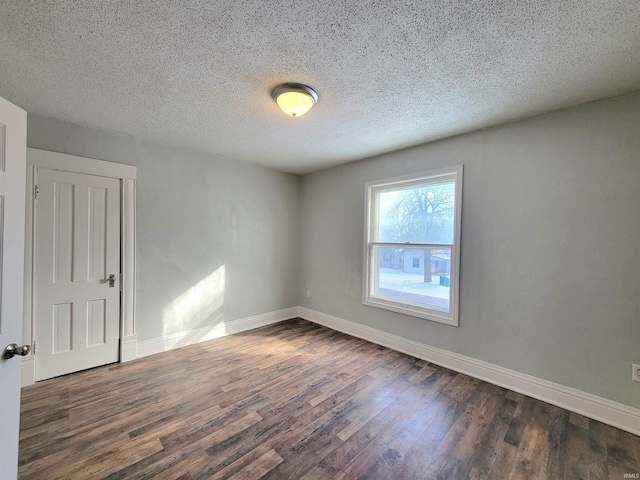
[[162, 265, 226, 336]]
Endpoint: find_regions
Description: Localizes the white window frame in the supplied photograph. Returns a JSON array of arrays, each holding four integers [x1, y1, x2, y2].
[[362, 165, 463, 326]]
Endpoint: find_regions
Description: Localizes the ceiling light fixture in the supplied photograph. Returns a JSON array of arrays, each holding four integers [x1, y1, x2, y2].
[[271, 83, 318, 117]]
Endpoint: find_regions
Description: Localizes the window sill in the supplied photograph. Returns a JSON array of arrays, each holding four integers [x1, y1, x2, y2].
[[362, 297, 458, 326]]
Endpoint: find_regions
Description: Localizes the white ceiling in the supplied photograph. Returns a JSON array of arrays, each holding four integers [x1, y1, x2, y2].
[[1, 1, 639, 174]]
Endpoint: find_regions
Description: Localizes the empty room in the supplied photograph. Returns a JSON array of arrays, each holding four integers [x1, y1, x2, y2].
[[1, 1, 639, 479]]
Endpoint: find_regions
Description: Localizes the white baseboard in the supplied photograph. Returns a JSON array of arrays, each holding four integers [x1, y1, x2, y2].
[[21, 355, 35, 387], [136, 307, 299, 359], [297, 306, 640, 436], [121, 335, 137, 362]]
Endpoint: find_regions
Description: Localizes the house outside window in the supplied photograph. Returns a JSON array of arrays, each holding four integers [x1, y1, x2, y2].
[[362, 165, 463, 326]]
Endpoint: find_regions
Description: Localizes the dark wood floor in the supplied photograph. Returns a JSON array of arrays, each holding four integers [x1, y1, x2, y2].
[[19, 318, 640, 479]]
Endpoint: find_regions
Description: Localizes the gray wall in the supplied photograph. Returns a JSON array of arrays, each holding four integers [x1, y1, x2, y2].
[[27, 115, 300, 342], [298, 91, 640, 409]]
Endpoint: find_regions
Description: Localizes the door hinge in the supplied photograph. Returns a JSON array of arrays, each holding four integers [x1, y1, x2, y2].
[[34, 184, 39, 199]]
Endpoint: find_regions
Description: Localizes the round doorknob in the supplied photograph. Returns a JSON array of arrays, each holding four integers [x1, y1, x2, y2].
[[3, 343, 31, 359]]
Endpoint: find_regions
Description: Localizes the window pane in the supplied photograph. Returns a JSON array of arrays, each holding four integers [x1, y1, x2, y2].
[[377, 182, 455, 244], [373, 245, 451, 313]]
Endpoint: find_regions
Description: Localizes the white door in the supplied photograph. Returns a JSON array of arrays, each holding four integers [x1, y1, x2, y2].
[[34, 168, 120, 381], [0, 97, 27, 478]]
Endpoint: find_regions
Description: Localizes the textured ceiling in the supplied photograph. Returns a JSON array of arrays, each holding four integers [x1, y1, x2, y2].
[[1, 1, 639, 174]]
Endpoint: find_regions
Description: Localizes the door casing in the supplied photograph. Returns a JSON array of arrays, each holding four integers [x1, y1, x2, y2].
[[23, 148, 137, 385]]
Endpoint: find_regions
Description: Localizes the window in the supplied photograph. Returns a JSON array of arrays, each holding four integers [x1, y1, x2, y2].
[[363, 165, 463, 326]]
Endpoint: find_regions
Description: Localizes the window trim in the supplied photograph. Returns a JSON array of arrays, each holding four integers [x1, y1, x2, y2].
[[362, 165, 463, 326]]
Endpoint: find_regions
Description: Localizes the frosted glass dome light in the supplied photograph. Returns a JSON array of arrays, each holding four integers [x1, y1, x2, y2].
[[271, 83, 318, 117]]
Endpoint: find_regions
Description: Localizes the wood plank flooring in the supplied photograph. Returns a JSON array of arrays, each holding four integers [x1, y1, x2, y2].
[[19, 318, 640, 479]]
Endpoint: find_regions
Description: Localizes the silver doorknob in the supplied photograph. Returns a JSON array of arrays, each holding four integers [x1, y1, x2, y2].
[[3, 343, 31, 360], [108, 274, 116, 288]]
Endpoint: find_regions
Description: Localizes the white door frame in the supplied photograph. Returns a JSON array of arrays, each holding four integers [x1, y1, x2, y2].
[[23, 148, 136, 386]]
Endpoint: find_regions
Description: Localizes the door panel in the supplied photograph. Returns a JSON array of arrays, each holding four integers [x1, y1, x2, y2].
[[0, 96, 27, 479], [35, 168, 120, 381], [87, 299, 106, 346], [53, 303, 72, 353], [53, 181, 73, 283], [88, 186, 107, 280]]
